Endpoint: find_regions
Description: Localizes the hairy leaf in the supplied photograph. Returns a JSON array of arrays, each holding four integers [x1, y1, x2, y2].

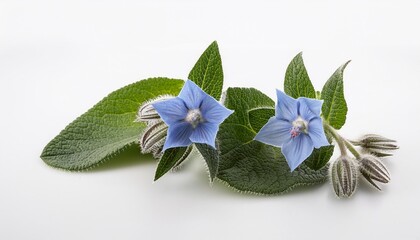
[[188, 41, 223, 100], [284, 52, 316, 99], [172, 146, 193, 170], [195, 143, 220, 182], [217, 88, 329, 194], [248, 107, 275, 133], [41, 78, 184, 170], [155, 146, 189, 181], [321, 61, 350, 129], [304, 145, 334, 171], [157, 41, 224, 181]]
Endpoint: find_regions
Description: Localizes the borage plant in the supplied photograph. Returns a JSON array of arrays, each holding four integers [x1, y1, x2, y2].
[[41, 41, 398, 198]]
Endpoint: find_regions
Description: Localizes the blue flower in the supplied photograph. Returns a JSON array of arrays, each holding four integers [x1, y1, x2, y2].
[[254, 90, 329, 171], [152, 80, 233, 151]]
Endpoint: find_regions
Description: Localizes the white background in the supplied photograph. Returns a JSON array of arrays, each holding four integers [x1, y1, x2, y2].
[[1, 0, 419, 239]]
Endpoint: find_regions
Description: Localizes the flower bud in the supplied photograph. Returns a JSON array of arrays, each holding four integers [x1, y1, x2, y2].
[[359, 154, 390, 190], [136, 95, 175, 122], [352, 134, 399, 157], [331, 156, 358, 198], [140, 121, 168, 158]]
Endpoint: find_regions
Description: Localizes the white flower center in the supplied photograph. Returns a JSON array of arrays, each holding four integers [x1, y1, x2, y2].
[[185, 109, 203, 128], [290, 116, 308, 138]]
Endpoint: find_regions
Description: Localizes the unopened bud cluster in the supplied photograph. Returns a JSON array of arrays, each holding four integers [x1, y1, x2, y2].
[[136, 95, 174, 158], [328, 131, 398, 198]]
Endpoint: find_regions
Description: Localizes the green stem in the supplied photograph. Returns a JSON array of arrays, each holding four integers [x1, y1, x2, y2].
[[323, 122, 347, 156], [343, 139, 361, 159], [323, 121, 361, 159]]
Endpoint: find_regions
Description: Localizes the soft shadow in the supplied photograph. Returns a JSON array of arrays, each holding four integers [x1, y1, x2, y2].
[[197, 170, 328, 199], [356, 178, 385, 194], [275, 182, 326, 197], [88, 144, 155, 172]]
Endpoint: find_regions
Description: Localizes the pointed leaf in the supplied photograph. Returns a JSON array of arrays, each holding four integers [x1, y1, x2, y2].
[[40, 78, 184, 170], [172, 146, 193, 170], [195, 143, 220, 182], [154, 147, 189, 181], [188, 41, 223, 100], [217, 88, 329, 194], [284, 52, 316, 98], [321, 61, 350, 129]]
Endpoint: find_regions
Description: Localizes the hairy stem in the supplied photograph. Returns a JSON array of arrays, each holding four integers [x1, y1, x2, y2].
[[323, 122, 347, 156], [343, 139, 361, 159], [323, 121, 361, 159]]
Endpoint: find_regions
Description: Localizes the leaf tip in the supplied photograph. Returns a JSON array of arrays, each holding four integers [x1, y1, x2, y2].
[[291, 52, 304, 62], [39, 151, 46, 161], [154, 172, 163, 182], [209, 174, 216, 183], [208, 179, 215, 187], [205, 41, 219, 51], [342, 60, 351, 69], [39, 147, 55, 166]]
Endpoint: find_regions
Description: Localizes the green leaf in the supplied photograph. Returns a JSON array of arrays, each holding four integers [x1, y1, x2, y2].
[[284, 52, 316, 99], [155, 41, 224, 181], [321, 61, 350, 129], [172, 146, 193, 170], [195, 143, 220, 182], [185, 41, 224, 182], [217, 88, 329, 194], [248, 107, 275, 133], [304, 145, 334, 171], [188, 41, 223, 100], [155, 147, 190, 181], [41, 78, 184, 170]]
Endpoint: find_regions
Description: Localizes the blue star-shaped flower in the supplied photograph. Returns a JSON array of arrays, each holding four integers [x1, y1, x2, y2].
[[254, 90, 329, 171], [152, 80, 233, 151]]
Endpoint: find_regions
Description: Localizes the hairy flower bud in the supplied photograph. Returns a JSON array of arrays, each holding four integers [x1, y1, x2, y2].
[[352, 134, 399, 157], [136, 95, 177, 159], [331, 156, 358, 198], [140, 121, 168, 158], [359, 154, 390, 190], [136, 95, 175, 122]]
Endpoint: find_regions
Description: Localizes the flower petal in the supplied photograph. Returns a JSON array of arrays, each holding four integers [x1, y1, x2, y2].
[[152, 97, 188, 125], [163, 121, 193, 151], [189, 123, 218, 148], [254, 117, 292, 147], [200, 95, 234, 124], [298, 98, 323, 121], [276, 89, 298, 121], [281, 134, 314, 171], [178, 80, 206, 109], [308, 117, 330, 148]]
